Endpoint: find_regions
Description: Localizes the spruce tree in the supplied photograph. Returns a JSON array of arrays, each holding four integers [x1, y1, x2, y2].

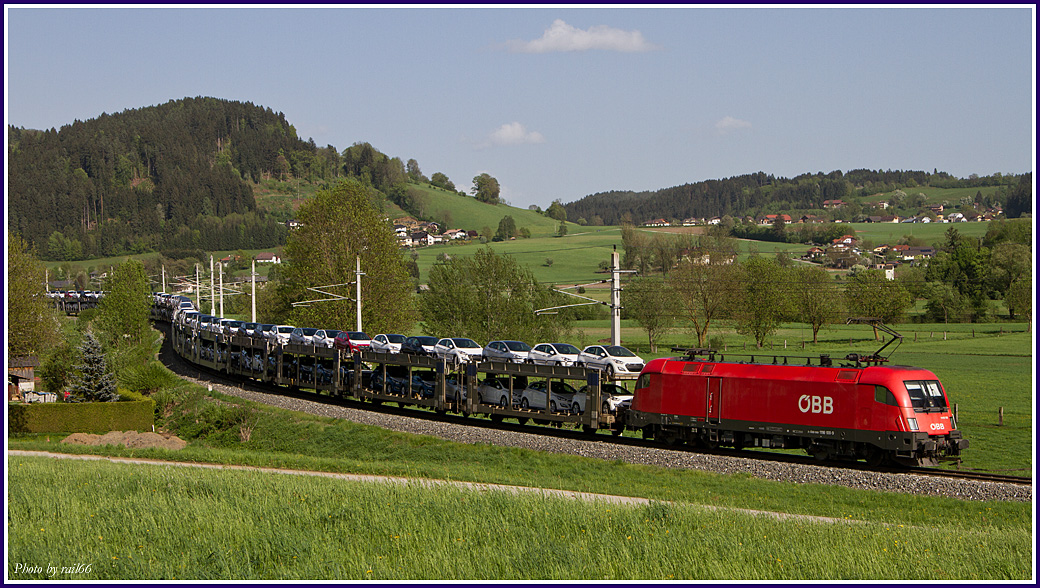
[[67, 331, 119, 402]]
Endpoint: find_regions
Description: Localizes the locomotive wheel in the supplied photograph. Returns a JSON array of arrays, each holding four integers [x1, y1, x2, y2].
[[865, 447, 886, 467]]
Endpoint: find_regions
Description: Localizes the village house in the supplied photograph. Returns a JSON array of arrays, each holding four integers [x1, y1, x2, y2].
[[255, 252, 281, 264], [804, 246, 825, 260], [410, 231, 435, 247], [822, 199, 846, 209]]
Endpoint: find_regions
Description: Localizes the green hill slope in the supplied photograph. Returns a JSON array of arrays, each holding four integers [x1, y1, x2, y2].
[[395, 183, 564, 237]]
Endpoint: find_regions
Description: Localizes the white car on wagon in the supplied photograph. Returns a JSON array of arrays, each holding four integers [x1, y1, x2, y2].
[[527, 343, 582, 366], [576, 345, 645, 378]]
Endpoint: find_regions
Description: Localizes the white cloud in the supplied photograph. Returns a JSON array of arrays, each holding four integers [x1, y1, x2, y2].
[[486, 122, 546, 147], [714, 116, 752, 135], [507, 19, 659, 53]]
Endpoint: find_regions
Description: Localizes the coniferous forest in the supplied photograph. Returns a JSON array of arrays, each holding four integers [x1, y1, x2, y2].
[[7, 97, 310, 259]]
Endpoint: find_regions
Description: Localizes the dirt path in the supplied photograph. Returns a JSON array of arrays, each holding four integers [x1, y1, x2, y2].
[[9, 449, 855, 525]]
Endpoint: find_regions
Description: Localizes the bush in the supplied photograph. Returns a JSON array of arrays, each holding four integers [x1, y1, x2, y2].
[[118, 360, 180, 394], [8, 399, 154, 434]]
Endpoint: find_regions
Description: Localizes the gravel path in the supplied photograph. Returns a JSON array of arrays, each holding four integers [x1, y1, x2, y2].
[[169, 365, 1031, 503]]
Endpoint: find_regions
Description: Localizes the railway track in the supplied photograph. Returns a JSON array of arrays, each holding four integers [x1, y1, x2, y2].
[[157, 333, 1032, 489]]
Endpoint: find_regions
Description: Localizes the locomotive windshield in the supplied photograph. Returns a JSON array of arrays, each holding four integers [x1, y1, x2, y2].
[[903, 380, 948, 412]]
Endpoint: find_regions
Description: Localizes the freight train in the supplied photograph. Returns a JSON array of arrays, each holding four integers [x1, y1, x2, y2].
[[153, 294, 967, 468]]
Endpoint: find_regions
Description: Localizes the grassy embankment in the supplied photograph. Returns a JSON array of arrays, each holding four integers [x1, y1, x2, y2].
[[7, 455, 1031, 580]]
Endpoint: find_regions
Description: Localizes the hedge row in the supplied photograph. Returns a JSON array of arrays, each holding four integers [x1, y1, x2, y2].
[[8, 399, 154, 434]]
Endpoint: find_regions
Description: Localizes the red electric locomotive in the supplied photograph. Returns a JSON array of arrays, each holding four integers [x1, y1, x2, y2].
[[624, 349, 968, 467]]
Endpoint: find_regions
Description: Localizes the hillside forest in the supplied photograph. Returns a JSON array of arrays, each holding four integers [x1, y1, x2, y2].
[[7, 96, 1033, 264]]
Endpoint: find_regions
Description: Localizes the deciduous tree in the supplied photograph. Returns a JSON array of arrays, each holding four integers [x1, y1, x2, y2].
[[471, 173, 500, 204], [95, 258, 153, 349], [276, 179, 415, 334], [730, 257, 790, 348], [546, 200, 567, 221], [623, 277, 675, 352], [7, 233, 60, 357], [791, 265, 842, 343], [988, 243, 1032, 319], [843, 269, 913, 339], [668, 235, 737, 347], [420, 248, 567, 343], [495, 215, 517, 241]]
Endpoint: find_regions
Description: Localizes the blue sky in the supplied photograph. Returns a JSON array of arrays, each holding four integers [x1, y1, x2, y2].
[[5, 5, 1035, 209]]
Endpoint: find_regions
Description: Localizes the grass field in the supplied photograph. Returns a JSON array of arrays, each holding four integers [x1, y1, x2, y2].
[[7, 456, 1031, 580], [845, 220, 993, 246]]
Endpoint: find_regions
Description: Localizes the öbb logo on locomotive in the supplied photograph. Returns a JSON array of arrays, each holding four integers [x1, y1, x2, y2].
[[798, 395, 834, 414]]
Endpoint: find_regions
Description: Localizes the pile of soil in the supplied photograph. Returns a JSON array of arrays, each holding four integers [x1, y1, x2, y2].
[[61, 431, 188, 451]]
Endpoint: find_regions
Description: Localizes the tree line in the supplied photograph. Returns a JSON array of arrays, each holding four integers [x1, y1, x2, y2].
[[563, 169, 1031, 227], [621, 222, 1033, 352]]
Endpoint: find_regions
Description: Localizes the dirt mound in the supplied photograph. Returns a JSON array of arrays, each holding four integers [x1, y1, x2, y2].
[[61, 431, 187, 451]]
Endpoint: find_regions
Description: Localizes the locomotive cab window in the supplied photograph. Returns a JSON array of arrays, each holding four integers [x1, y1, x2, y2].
[[903, 380, 948, 412], [636, 374, 650, 390], [874, 385, 898, 406]]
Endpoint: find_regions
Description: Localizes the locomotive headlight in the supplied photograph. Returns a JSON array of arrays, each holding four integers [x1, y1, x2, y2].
[[907, 418, 919, 431]]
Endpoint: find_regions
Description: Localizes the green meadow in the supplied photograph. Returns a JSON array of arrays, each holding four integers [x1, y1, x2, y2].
[[7, 456, 1032, 580]]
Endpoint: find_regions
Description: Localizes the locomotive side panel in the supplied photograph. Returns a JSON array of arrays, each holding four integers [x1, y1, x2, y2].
[[718, 375, 865, 434]]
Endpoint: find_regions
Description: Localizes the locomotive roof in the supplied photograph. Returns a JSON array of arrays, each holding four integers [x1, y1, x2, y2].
[[650, 357, 936, 383]]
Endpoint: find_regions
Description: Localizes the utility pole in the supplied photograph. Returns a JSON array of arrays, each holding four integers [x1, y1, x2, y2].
[[355, 255, 364, 332], [611, 247, 621, 346], [209, 255, 215, 315], [251, 259, 256, 323], [609, 245, 636, 347], [161, 265, 166, 294], [219, 263, 224, 318]]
